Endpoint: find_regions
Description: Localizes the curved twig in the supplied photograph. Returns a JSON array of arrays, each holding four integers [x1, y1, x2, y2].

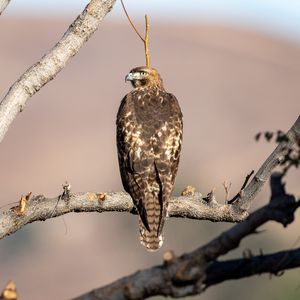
[[0, 0, 116, 143]]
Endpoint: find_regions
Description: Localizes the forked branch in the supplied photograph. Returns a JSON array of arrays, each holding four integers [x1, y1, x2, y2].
[[72, 174, 300, 300], [120, 0, 150, 67], [1, 116, 299, 241], [232, 115, 300, 210]]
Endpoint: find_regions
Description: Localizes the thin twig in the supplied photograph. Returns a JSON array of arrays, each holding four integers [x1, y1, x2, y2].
[[120, 0, 144, 42], [222, 181, 232, 202], [144, 15, 150, 67], [228, 170, 254, 204], [49, 181, 71, 217], [120, 0, 151, 67]]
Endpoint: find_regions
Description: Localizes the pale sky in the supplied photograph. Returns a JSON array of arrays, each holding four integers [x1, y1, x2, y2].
[[4, 0, 300, 42]]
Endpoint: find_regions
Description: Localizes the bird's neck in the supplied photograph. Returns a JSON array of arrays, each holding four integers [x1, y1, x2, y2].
[[134, 82, 164, 92]]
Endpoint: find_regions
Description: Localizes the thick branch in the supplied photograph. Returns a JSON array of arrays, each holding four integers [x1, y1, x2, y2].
[[72, 248, 300, 300], [1, 116, 299, 241], [0, 192, 248, 240], [0, 0, 10, 15], [205, 248, 300, 286], [0, 0, 116, 143], [72, 184, 300, 300], [231, 115, 300, 210]]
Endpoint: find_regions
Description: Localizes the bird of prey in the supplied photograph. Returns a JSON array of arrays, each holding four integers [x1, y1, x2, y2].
[[116, 66, 183, 251]]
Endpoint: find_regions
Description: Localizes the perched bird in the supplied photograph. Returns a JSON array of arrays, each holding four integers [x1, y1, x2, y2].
[[116, 66, 183, 251]]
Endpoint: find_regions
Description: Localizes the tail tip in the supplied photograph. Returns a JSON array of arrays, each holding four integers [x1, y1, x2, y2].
[[140, 234, 164, 252]]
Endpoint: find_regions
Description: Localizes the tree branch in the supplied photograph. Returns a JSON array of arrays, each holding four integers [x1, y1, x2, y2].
[[72, 248, 300, 300], [0, 0, 10, 15], [205, 247, 300, 287], [1, 116, 299, 242], [0, 0, 116, 143], [0, 191, 248, 240], [229, 115, 300, 210], [72, 175, 300, 300]]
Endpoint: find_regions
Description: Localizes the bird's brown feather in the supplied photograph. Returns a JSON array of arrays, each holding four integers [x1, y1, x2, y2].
[[117, 67, 182, 251]]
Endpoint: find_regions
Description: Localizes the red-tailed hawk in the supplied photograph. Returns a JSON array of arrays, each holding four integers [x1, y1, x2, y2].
[[116, 66, 183, 251]]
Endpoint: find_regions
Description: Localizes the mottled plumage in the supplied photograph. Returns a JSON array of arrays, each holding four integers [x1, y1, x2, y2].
[[116, 66, 183, 251]]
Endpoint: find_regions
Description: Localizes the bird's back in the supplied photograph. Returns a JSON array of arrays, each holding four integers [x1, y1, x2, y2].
[[117, 83, 182, 251]]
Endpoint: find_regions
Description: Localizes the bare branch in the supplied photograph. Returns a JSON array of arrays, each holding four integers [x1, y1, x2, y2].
[[233, 115, 300, 210], [71, 178, 300, 300], [222, 181, 232, 202], [120, 0, 151, 67], [0, 191, 248, 241], [228, 170, 254, 204], [0, 0, 116, 143], [189, 175, 299, 262], [205, 247, 300, 287], [0, 0, 10, 15], [1, 116, 299, 241], [72, 248, 300, 300]]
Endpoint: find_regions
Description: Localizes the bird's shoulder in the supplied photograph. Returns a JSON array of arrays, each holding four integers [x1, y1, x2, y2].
[[118, 87, 182, 121]]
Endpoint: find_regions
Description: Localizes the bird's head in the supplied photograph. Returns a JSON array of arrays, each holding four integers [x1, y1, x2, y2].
[[125, 66, 163, 89]]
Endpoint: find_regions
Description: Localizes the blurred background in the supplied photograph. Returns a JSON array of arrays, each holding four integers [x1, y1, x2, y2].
[[0, 0, 299, 299]]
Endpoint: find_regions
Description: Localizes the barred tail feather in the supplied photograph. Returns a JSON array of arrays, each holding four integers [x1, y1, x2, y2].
[[139, 218, 163, 251], [139, 195, 163, 251]]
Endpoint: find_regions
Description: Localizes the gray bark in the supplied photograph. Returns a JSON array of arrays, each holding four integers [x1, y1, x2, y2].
[[0, 191, 248, 240], [0, 0, 116, 143], [1, 115, 299, 242], [230, 115, 300, 210], [0, 0, 10, 15], [72, 174, 300, 300]]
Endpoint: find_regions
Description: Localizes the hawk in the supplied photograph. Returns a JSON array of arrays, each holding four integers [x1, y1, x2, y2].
[[116, 66, 183, 251]]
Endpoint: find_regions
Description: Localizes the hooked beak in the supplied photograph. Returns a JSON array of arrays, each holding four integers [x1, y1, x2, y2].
[[125, 72, 134, 83]]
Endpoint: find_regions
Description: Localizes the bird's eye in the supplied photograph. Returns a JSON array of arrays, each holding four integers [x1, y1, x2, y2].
[[141, 72, 146, 76]]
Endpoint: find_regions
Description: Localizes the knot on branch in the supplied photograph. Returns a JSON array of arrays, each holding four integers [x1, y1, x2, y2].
[[268, 194, 299, 227], [269, 173, 299, 227], [172, 257, 207, 288]]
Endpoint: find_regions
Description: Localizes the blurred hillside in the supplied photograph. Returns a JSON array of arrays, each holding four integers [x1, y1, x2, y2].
[[0, 17, 299, 300]]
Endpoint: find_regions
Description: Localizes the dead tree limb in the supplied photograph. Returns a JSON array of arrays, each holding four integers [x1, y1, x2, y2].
[[72, 174, 300, 300], [0, 192, 248, 240], [205, 247, 300, 286], [0, 0, 10, 15], [1, 116, 299, 241], [0, 0, 116, 143], [229, 115, 300, 210]]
